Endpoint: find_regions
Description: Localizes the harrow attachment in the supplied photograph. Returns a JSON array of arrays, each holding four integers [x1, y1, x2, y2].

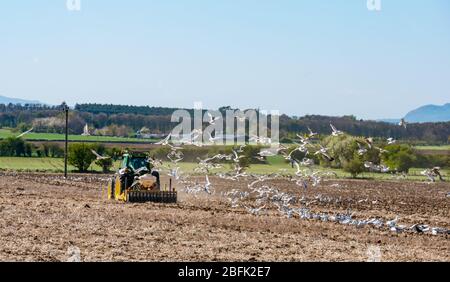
[[127, 191, 177, 203]]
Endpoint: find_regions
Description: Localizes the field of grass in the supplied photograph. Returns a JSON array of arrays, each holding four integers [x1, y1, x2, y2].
[[1, 156, 447, 182], [415, 145, 450, 151], [0, 128, 157, 143], [0, 157, 109, 172]]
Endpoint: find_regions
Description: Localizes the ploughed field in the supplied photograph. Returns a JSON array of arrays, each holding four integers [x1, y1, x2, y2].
[[0, 171, 448, 261]]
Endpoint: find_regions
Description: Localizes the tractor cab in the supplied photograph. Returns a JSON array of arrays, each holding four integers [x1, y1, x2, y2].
[[121, 153, 152, 175], [106, 152, 176, 203]]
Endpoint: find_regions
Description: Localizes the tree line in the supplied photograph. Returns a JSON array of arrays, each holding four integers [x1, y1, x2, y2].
[[1, 103, 450, 143]]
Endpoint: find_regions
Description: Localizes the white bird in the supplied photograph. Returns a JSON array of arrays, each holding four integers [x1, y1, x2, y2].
[[207, 112, 221, 125], [386, 217, 399, 228], [410, 224, 429, 233], [387, 137, 396, 145], [258, 148, 280, 157], [90, 149, 110, 160], [299, 158, 314, 167], [16, 127, 34, 138], [364, 138, 374, 149], [356, 142, 368, 156], [250, 135, 272, 145], [296, 134, 310, 145], [206, 132, 222, 144], [315, 145, 334, 162], [307, 127, 318, 138], [155, 133, 171, 145], [204, 175, 212, 194], [330, 124, 343, 136], [245, 205, 266, 215], [399, 118, 407, 129], [168, 167, 181, 180]]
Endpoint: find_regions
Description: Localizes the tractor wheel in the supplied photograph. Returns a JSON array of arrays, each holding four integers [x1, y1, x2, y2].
[[107, 178, 115, 200], [114, 176, 123, 200]]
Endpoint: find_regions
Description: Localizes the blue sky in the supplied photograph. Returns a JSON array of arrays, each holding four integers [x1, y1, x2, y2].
[[0, 0, 449, 119]]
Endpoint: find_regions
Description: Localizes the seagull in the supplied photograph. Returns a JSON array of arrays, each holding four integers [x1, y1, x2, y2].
[[155, 133, 171, 145], [432, 167, 445, 181], [202, 175, 212, 194], [207, 112, 221, 125], [356, 142, 368, 156], [375, 146, 388, 154], [315, 145, 334, 162], [207, 132, 222, 144], [232, 149, 244, 163], [299, 158, 314, 167], [296, 134, 310, 145], [387, 138, 396, 145], [258, 149, 278, 157], [364, 138, 374, 149], [386, 217, 399, 228], [167, 151, 184, 163], [16, 127, 34, 138], [421, 168, 443, 182], [168, 167, 181, 180], [90, 149, 111, 160], [330, 124, 343, 136], [250, 135, 272, 145], [245, 205, 266, 215], [307, 127, 318, 138], [410, 224, 429, 233]]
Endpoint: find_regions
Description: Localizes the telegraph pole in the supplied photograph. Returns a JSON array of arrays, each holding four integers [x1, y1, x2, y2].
[[63, 103, 69, 178]]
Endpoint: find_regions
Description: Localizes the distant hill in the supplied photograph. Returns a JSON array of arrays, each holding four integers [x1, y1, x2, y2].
[[404, 103, 450, 123], [377, 118, 400, 124], [0, 95, 42, 105]]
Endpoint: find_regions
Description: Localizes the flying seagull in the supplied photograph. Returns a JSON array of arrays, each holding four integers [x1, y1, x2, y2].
[[90, 149, 111, 160], [387, 137, 396, 145], [155, 133, 171, 145], [356, 141, 368, 155], [315, 145, 334, 162], [16, 127, 34, 138], [307, 127, 318, 138], [330, 124, 343, 136], [204, 175, 212, 194], [207, 112, 221, 125]]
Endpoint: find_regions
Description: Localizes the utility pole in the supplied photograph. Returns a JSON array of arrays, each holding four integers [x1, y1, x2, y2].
[[63, 102, 69, 178]]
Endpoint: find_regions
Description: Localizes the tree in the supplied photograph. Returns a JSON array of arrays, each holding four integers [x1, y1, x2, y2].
[[343, 157, 365, 178], [95, 158, 113, 173], [68, 143, 96, 172], [321, 134, 358, 168], [48, 143, 64, 158], [25, 143, 33, 157], [0, 137, 26, 157], [382, 144, 417, 173]]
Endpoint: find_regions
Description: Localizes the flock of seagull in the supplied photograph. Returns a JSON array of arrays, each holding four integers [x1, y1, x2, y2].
[[149, 122, 448, 236]]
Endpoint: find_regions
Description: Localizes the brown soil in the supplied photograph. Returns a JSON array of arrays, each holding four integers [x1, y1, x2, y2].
[[0, 172, 448, 261]]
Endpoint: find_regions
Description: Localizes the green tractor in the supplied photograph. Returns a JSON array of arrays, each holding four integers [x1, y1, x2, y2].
[[106, 152, 177, 203]]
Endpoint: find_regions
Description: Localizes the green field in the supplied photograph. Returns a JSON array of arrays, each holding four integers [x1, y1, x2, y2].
[[0, 156, 447, 181], [0, 128, 157, 143], [0, 157, 110, 172], [415, 145, 450, 151]]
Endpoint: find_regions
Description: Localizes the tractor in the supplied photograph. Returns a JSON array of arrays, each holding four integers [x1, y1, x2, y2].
[[106, 152, 177, 203]]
